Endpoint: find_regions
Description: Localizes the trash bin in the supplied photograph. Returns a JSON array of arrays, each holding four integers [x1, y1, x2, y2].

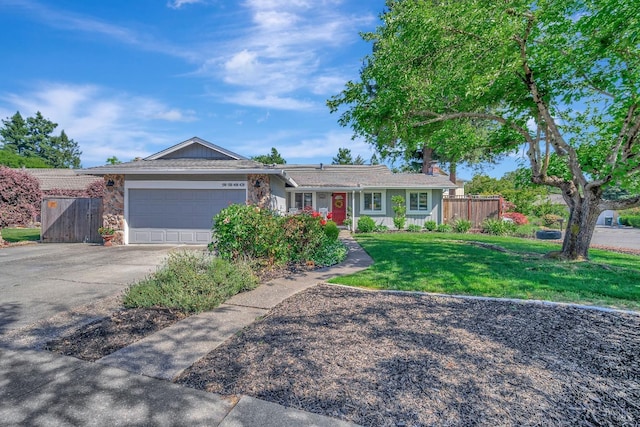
[[604, 217, 613, 226]]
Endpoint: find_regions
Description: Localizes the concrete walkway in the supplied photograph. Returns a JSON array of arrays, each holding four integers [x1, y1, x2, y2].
[[1, 233, 372, 426]]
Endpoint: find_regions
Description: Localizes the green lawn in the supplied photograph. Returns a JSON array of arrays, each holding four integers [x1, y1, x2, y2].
[[329, 232, 640, 311], [1, 227, 41, 243]]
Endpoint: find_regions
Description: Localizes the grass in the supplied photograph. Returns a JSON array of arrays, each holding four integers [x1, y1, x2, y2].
[[1, 227, 40, 242], [329, 232, 640, 311]]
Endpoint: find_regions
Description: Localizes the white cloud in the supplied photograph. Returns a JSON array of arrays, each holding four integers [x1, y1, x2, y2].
[[224, 91, 314, 110], [167, 0, 205, 9], [0, 83, 197, 165]]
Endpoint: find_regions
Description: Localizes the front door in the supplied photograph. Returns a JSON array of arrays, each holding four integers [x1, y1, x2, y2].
[[331, 193, 347, 225]]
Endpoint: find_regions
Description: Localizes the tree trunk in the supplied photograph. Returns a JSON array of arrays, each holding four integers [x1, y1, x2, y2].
[[560, 194, 602, 261], [448, 162, 457, 196], [421, 145, 433, 174]]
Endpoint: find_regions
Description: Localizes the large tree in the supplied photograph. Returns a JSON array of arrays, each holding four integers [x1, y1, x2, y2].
[[329, 0, 640, 260], [0, 111, 82, 168]]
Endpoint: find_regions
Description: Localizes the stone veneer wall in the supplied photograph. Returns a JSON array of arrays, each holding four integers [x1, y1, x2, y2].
[[102, 174, 125, 245], [247, 174, 271, 209]]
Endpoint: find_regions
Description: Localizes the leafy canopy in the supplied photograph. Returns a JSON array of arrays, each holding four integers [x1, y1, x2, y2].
[[332, 147, 365, 165], [251, 147, 287, 165]]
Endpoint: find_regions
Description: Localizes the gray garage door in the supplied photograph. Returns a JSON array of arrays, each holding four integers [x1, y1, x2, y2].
[[128, 188, 246, 244]]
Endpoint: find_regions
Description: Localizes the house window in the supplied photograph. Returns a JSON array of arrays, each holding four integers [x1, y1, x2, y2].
[[361, 190, 385, 214], [407, 190, 430, 213], [294, 192, 313, 210]]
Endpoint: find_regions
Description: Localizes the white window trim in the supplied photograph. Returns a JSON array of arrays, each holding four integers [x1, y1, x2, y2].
[[360, 189, 386, 215], [291, 191, 316, 210], [406, 190, 431, 214]]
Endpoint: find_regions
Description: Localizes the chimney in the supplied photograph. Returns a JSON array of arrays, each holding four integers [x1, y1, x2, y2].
[[426, 161, 440, 176]]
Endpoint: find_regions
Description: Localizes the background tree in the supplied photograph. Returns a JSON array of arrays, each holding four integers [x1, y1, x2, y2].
[[329, 0, 640, 260], [0, 149, 50, 168], [106, 156, 122, 165], [251, 147, 287, 164], [0, 111, 82, 168], [332, 147, 365, 165]]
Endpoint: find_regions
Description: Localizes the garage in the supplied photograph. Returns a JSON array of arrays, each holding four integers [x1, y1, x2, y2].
[[128, 187, 246, 244]]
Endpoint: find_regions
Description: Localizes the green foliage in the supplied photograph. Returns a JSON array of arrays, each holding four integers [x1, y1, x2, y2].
[[123, 251, 258, 313], [532, 199, 568, 219], [106, 156, 122, 165], [0, 111, 82, 168], [453, 219, 472, 233], [251, 147, 287, 165], [407, 224, 422, 232], [330, 233, 640, 311], [0, 149, 50, 168], [482, 219, 517, 236], [357, 215, 376, 233], [323, 220, 339, 241], [436, 223, 453, 233], [310, 239, 348, 267], [424, 220, 437, 231], [391, 195, 406, 230], [332, 147, 365, 165], [620, 216, 640, 228], [211, 204, 341, 266], [374, 223, 389, 232], [466, 172, 546, 215]]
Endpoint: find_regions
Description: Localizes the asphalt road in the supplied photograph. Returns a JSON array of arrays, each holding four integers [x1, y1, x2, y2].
[[590, 225, 640, 250], [0, 244, 193, 333]]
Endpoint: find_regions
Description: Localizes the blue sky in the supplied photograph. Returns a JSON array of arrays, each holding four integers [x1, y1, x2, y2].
[[0, 0, 517, 179]]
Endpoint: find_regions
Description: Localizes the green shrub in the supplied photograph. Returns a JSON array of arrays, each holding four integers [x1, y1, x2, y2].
[[453, 219, 472, 233], [482, 218, 517, 235], [357, 216, 376, 233], [626, 216, 640, 228], [323, 220, 340, 241], [407, 224, 422, 232], [374, 223, 389, 232], [391, 195, 406, 230], [424, 220, 437, 231], [542, 214, 563, 228], [123, 251, 258, 313], [311, 239, 348, 266], [436, 223, 453, 233]]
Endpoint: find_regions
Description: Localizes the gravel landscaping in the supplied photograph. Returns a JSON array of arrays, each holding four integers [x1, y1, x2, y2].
[[176, 284, 640, 427]]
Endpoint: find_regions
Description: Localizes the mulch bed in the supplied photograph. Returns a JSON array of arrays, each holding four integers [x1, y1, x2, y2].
[[44, 308, 187, 361], [175, 284, 640, 427]]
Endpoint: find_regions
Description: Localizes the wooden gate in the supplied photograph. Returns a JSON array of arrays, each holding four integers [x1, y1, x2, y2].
[[41, 197, 103, 243], [443, 195, 502, 228]]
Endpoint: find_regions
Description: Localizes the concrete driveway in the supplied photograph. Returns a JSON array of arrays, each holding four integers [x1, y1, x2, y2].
[[590, 225, 640, 250], [0, 243, 194, 334]]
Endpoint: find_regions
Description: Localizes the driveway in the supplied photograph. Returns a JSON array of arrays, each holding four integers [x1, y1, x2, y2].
[[590, 225, 640, 250], [0, 243, 194, 334]]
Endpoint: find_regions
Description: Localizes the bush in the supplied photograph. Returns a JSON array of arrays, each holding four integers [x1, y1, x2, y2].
[[625, 216, 640, 228], [323, 220, 340, 241], [452, 219, 472, 233], [123, 251, 258, 313], [503, 212, 528, 225], [0, 166, 41, 228], [310, 239, 348, 266], [391, 195, 406, 230], [357, 216, 376, 233], [374, 223, 389, 232], [542, 214, 563, 228], [424, 220, 437, 231], [482, 218, 517, 235], [436, 223, 453, 232], [407, 224, 422, 232]]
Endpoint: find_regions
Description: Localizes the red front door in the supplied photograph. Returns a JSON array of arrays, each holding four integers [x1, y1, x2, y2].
[[331, 193, 347, 225]]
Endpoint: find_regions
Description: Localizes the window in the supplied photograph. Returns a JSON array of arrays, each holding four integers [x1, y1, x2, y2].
[[407, 191, 430, 213], [293, 192, 313, 210], [361, 190, 385, 214]]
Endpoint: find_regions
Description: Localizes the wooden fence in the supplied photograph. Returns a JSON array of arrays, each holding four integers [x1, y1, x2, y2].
[[41, 197, 103, 243], [443, 195, 502, 228]]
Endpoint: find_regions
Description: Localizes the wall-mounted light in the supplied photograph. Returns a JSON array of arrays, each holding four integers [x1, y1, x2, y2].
[[253, 178, 263, 188], [106, 179, 115, 187]]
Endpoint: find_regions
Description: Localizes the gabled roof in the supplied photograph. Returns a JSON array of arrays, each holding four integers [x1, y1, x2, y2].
[[281, 164, 458, 190], [145, 137, 247, 161], [15, 168, 102, 191]]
